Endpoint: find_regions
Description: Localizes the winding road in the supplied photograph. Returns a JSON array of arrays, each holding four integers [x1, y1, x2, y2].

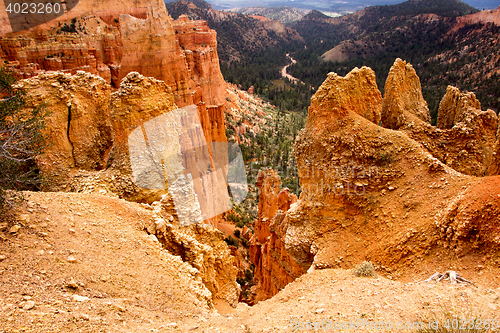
[[281, 54, 304, 84]]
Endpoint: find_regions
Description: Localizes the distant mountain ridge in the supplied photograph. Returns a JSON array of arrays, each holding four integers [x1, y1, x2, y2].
[[292, 0, 478, 45], [288, 3, 500, 115], [228, 6, 309, 25], [164, 0, 499, 115], [165, 0, 304, 62]]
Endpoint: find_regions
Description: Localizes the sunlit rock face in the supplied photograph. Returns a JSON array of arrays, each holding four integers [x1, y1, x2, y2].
[[18, 70, 238, 216], [14, 71, 113, 181], [382, 59, 499, 177], [248, 169, 300, 301], [250, 62, 500, 300], [1, 0, 226, 109], [118, 1, 226, 107]]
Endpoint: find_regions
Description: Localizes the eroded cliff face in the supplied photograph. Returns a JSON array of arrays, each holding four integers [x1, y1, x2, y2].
[[0, 17, 123, 84], [107, 72, 177, 172], [0, 0, 150, 34], [1, 0, 225, 109], [15, 71, 240, 306], [14, 72, 162, 200], [17, 63, 229, 203], [455, 5, 500, 30], [248, 170, 300, 301], [250, 61, 500, 300], [118, 2, 225, 107], [14, 71, 113, 180], [143, 193, 240, 307]]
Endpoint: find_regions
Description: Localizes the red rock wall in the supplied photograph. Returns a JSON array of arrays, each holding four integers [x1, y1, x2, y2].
[[249, 62, 500, 298], [1, 0, 226, 110], [0, 0, 150, 35], [0, 32, 120, 84], [249, 169, 300, 301], [117, 1, 225, 108]]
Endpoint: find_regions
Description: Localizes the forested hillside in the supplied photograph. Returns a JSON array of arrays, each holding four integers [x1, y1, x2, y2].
[[289, 16, 500, 120], [289, 0, 478, 54], [167, 0, 499, 128]]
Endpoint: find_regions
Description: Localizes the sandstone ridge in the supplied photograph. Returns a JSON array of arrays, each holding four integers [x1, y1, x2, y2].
[[249, 169, 299, 301], [250, 60, 500, 300], [382, 58, 499, 177]]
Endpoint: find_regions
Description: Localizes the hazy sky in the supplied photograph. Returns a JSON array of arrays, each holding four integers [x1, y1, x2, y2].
[[206, 0, 499, 11]]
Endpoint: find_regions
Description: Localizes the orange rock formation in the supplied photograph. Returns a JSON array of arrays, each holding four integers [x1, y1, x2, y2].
[[14, 71, 113, 180], [249, 169, 299, 301], [1, 0, 226, 109], [118, 3, 226, 107], [14, 69, 240, 306], [144, 193, 241, 307], [17, 70, 228, 209], [250, 61, 500, 300], [382, 59, 499, 176]]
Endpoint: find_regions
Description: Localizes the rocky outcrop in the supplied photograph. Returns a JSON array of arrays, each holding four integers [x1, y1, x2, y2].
[[308, 67, 382, 125], [382, 59, 499, 177], [14, 71, 166, 201], [143, 193, 240, 307], [437, 85, 482, 129], [249, 169, 300, 301], [14, 71, 113, 182], [118, 1, 225, 107], [0, 16, 122, 84], [108, 72, 177, 173], [18, 70, 229, 210], [250, 63, 500, 296], [16, 69, 240, 305]]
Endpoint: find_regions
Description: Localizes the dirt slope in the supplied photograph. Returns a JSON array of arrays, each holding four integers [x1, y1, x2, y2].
[[191, 268, 500, 333], [0, 192, 212, 332], [1, 191, 499, 332]]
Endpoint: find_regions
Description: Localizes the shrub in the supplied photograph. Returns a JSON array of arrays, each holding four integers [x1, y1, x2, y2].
[[0, 68, 46, 220], [352, 261, 375, 277], [234, 229, 241, 238], [226, 211, 241, 223], [224, 235, 239, 247]]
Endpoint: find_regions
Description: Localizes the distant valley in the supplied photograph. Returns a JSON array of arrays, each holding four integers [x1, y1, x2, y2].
[[165, 0, 500, 118]]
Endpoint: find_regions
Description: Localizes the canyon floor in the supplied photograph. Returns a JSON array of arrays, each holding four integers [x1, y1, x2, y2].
[[1, 192, 499, 333]]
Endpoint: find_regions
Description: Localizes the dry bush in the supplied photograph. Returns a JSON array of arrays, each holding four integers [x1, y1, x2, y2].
[[352, 261, 375, 277]]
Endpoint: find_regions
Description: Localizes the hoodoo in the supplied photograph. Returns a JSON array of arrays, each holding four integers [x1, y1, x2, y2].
[[249, 62, 500, 300]]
